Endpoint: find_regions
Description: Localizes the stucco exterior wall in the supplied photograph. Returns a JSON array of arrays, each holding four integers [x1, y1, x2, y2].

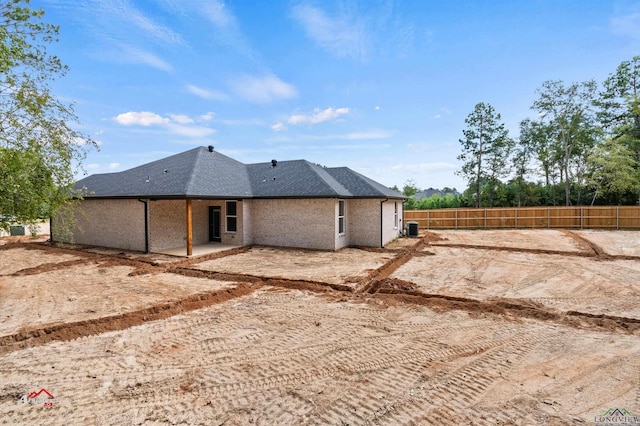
[[347, 199, 382, 247], [54, 199, 146, 251], [248, 198, 337, 250]]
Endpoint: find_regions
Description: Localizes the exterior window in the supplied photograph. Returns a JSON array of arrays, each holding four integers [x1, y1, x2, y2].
[[394, 202, 399, 229], [226, 201, 237, 232], [338, 200, 345, 235]]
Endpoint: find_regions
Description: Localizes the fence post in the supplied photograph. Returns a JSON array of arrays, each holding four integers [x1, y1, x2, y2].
[[580, 206, 583, 229], [484, 209, 487, 229], [515, 208, 518, 229], [547, 208, 550, 229], [427, 209, 430, 230], [455, 209, 458, 230], [616, 206, 619, 230]]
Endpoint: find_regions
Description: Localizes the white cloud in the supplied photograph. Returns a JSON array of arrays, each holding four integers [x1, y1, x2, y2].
[[433, 114, 442, 119], [108, 162, 120, 169], [87, 163, 100, 170], [119, 44, 173, 72], [300, 130, 390, 141], [611, 12, 640, 39], [194, 0, 257, 60], [230, 74, 298, 104], [374, 105, 380, 110], [114, 111, 170, 126], [186, 84, 228, 101], [198, 112, 216, 122], [113, 110, 216, 137], [271, 122, 287, 132], [202, 1, 235, 28], [71, 136, 101, 146], [344, 131, 390, 140], [287, 107, 349, 125], [390, 162, 457, 173], [166, 123, 216, 137], [126, 6, 185, 46], [291, 4, 369, 60], [170, 114, 194, 124]]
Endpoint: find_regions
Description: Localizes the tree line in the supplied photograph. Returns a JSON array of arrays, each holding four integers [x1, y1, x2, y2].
[[455, 57, 640, 208], [398, 57, 640, 210]]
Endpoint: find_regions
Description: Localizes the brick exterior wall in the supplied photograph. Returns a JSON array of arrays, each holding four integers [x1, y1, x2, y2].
[[347, 199, 381, 247], [381, 199, 403, 247], [53, 199, 146, 251], [58, 197, 401, 253], [148, 200, 245, 251], [248, 198, 338, 250], [242, 201, 253, 246]]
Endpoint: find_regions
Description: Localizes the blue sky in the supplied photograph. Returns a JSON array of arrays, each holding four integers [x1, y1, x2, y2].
[[38, 0, 640, 191]]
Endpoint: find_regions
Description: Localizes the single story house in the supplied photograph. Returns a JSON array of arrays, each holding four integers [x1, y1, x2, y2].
[[53, 146, 405, 255]]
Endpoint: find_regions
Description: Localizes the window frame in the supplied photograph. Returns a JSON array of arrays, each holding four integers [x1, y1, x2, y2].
[[394, 201, 399, 229], [338, 199, 346, 235], [225, 201, 237, 233]]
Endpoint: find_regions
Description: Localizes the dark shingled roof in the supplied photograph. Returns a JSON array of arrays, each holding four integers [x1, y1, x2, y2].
[[75, 147, 404, 200]]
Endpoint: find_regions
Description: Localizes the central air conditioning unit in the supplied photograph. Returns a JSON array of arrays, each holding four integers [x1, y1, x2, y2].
[[406, 221, 419, 238]]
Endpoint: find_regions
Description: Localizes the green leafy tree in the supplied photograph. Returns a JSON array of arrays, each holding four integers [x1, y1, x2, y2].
[[587, 137, 640, 205], [402, 179, 419, 197], [456, 102, 513, 208], [597, 56, 640, 205], [0, 0, 96, 232], [531, 80, 600, 206]]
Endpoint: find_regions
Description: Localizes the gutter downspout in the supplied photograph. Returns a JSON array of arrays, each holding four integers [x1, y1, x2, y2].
[[137, 199, 149, 253], [380, 198, 388, 248]]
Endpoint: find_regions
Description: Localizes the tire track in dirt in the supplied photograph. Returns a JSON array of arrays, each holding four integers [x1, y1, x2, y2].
[[316, 327, 553, 425], [0, 283, 259, 353], [106, 327, 527, 412], [373, 328, 555, 426]]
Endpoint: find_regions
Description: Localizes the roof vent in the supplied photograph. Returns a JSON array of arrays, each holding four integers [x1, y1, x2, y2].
[[208, 145, 214, 152], [271, 159, 277, 167]]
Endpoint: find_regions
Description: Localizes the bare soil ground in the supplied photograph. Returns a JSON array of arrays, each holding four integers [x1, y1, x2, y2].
[[0, 230, 639, 425]]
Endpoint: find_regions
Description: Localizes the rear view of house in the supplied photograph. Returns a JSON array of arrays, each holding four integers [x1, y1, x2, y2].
[[53, 147, 405, 255]]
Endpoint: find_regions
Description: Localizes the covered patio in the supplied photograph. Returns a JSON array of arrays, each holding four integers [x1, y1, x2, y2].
[[154, 242, 239, 257]]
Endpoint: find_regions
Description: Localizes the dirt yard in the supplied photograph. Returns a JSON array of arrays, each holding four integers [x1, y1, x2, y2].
[[0, 230, 639, 425]]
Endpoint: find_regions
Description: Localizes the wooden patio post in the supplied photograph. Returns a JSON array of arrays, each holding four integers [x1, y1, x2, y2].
[[186, 199, 193, 256]]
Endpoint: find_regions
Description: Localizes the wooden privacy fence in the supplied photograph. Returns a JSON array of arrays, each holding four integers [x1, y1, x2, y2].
[[404, 206, 640, 230]]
